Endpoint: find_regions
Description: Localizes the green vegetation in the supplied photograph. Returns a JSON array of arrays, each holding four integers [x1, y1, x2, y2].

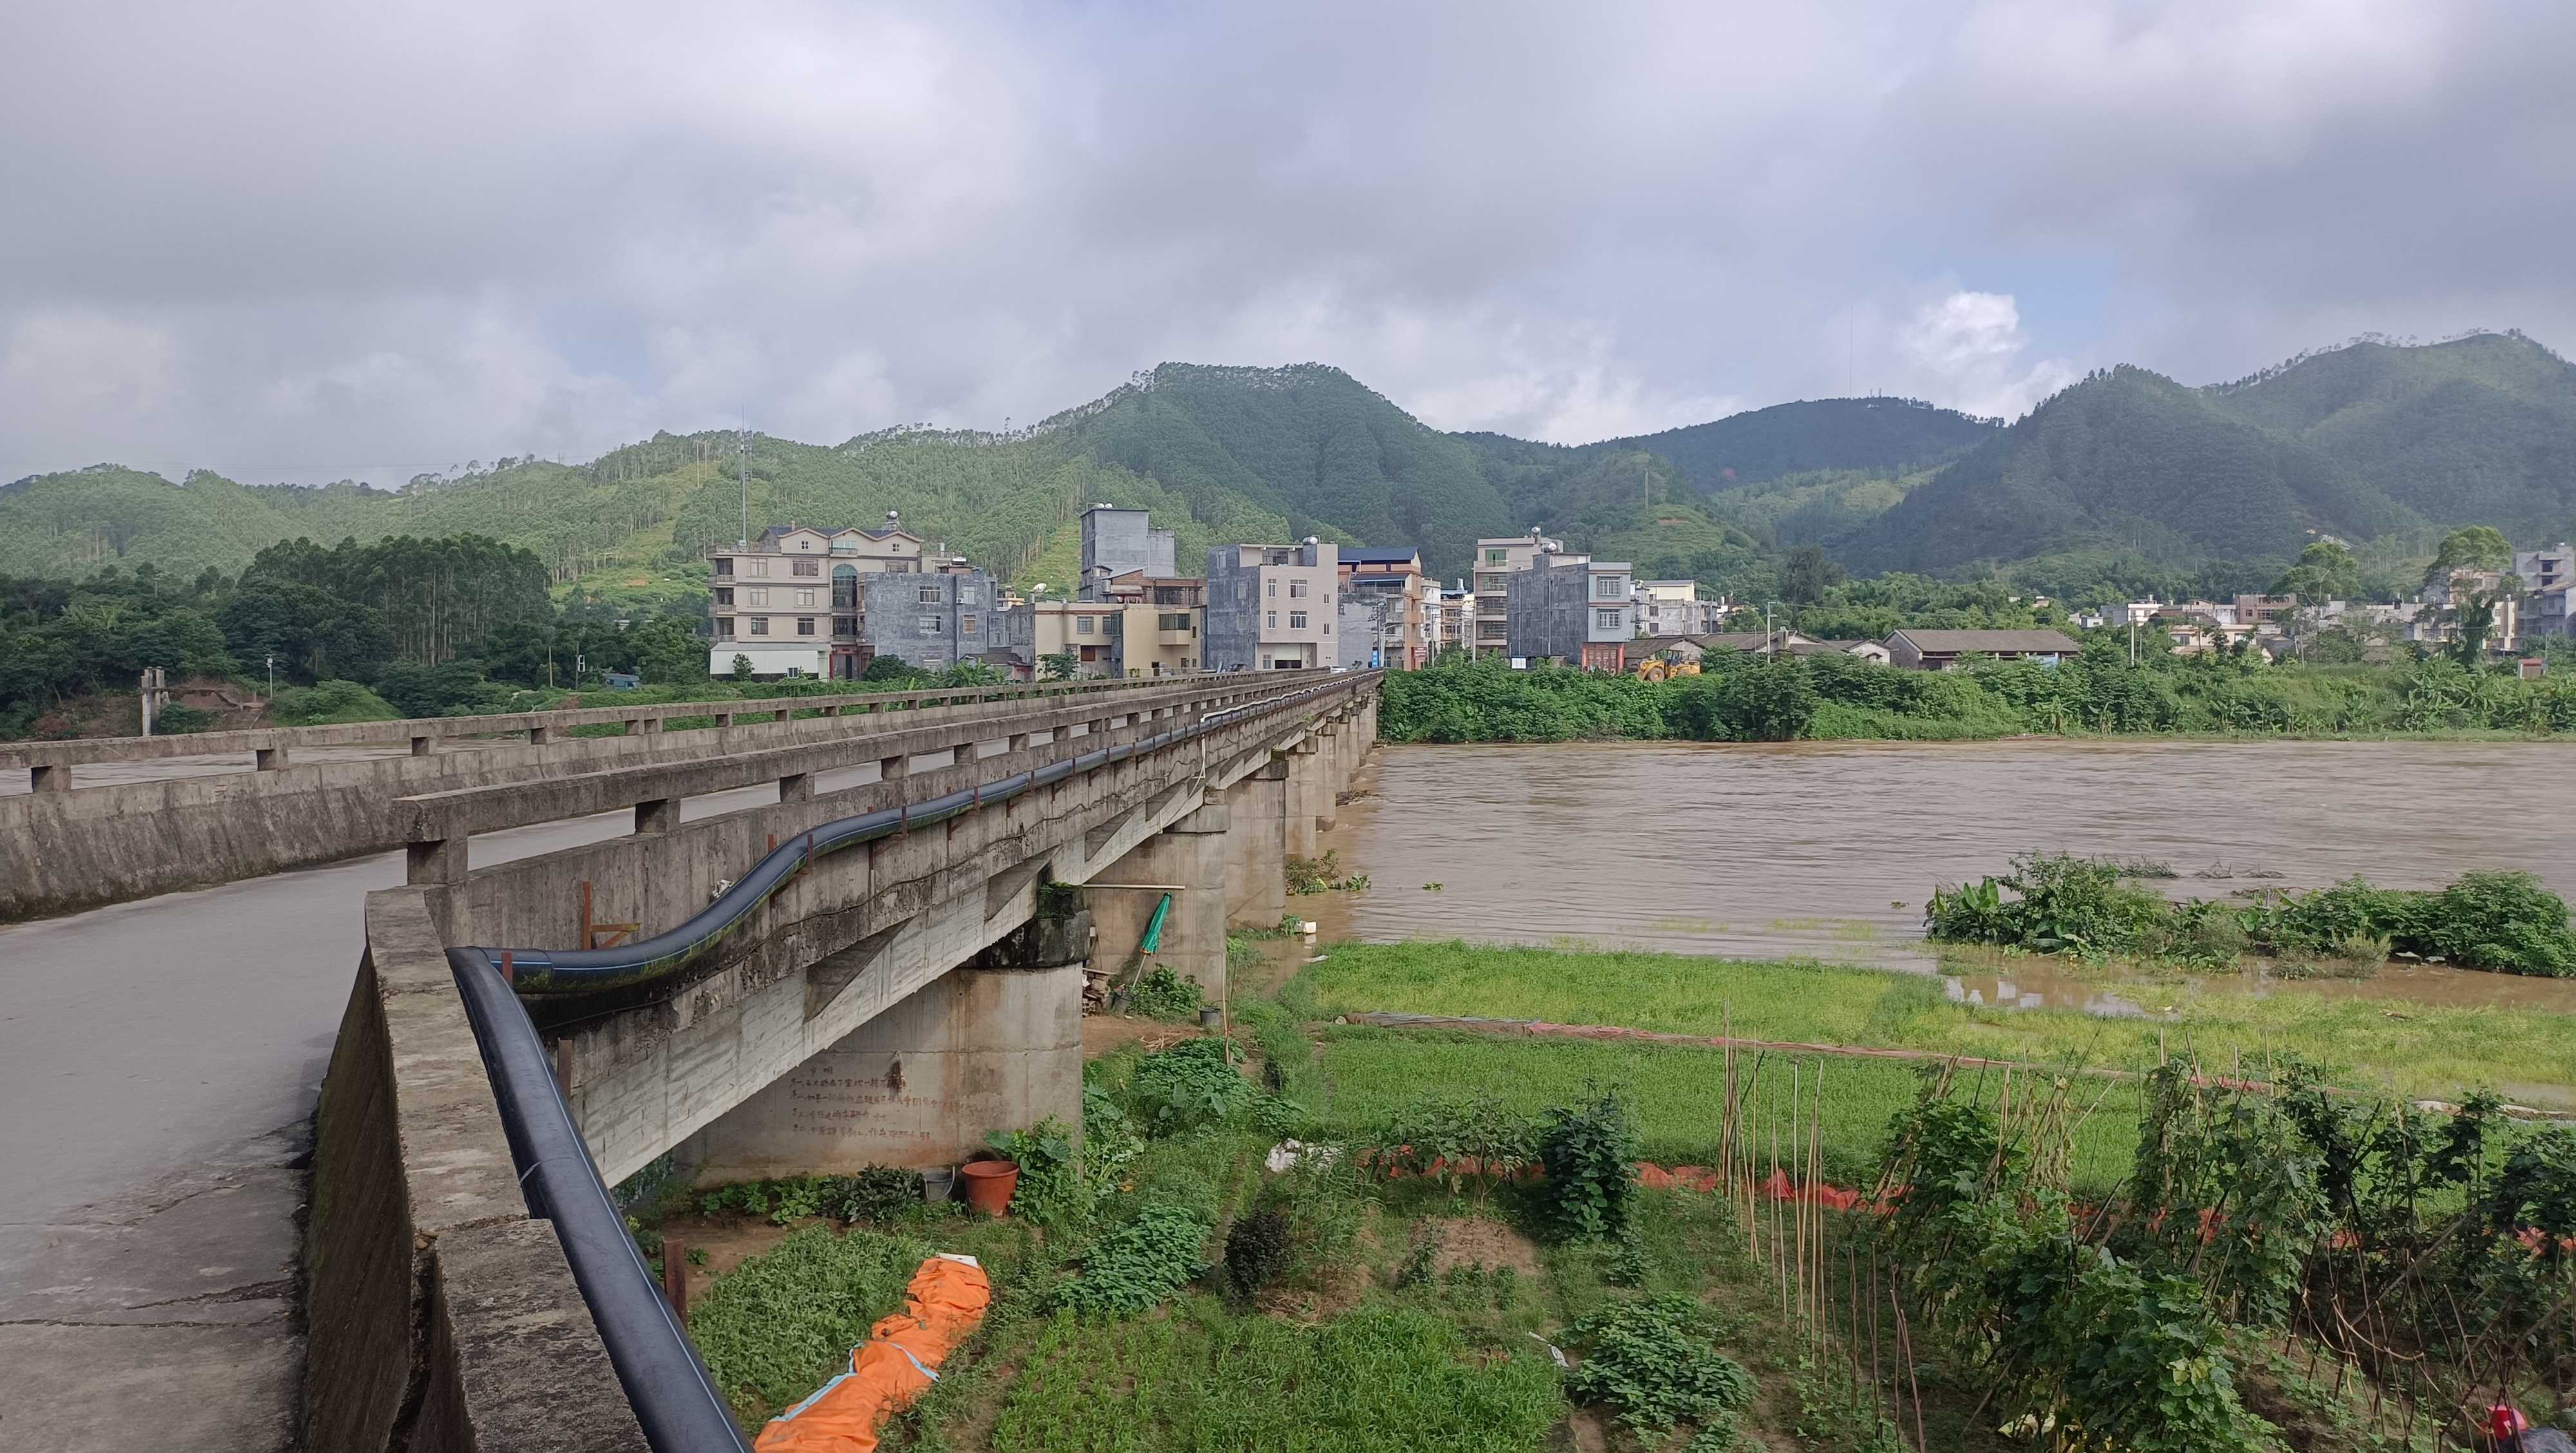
[[1930, 855, 2576, 976], [688, 1224, 951, 1418], [992, 1302, 1564, 1452], [1846, 331, 2576, 578], [1299, 940, 2576, 1108], [1125, 965, 1206, 1021], [1379, 638, 2576, 746]]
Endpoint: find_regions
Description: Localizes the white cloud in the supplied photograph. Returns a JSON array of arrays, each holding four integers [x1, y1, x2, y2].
[[1896, 291, 2081, 419], [2, 1, 2570, 483]]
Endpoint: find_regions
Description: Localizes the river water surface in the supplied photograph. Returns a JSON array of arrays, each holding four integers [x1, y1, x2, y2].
[[1303, 739, 2576, 1014]]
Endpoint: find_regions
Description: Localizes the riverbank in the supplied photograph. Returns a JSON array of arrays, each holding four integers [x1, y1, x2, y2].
[[1379, 651, 2576, 743], [1296, 940, 2576, 1111]]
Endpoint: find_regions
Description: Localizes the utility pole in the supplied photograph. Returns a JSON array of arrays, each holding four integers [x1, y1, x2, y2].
[[737, 420, 753, 550], [265, 654, 275, 700]]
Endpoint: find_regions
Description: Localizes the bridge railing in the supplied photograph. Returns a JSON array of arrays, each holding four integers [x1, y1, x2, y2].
[[1, 670, 1227, 790], [396, 674, 1316, 883]]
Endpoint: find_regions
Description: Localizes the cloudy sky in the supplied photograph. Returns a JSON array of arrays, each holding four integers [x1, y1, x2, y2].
[[5, 0, 2571, 485]]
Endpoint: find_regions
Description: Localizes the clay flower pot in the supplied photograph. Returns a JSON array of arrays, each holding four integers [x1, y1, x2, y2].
[[960, 1159, 1020, 1218]]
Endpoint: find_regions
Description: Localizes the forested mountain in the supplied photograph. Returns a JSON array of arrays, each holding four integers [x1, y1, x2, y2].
[[1604, 397, 2000, 493], [1839, 332, 2576, 576], [6, 332, 2571, 595]]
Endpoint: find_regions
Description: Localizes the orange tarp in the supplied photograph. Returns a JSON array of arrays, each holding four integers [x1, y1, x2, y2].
[[753, 1254, 992, 1453]]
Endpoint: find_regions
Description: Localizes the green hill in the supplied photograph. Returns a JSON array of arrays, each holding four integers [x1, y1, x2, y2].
[[1841, 332, 2576, 577], [8, 333, 2572, 594], [1605, 397, 2001, 493]]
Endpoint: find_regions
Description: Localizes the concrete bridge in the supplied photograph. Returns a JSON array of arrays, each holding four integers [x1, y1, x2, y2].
[[301, 671, 1380, 1451]]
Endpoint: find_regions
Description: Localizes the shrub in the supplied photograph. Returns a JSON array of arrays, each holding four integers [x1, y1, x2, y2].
[[1080, 1084, 1144, 1203], [2417, 871, 2576, 976], [269, 679, 399, 725], [1048, 1204, 1210, 1316], [1372, 1090, 1538, 1207], [149, 701, 217, 734], [831, 1167, 920, 1224], [1128, 965, 1204, 1020], [1129, 1038, 1254, 1135], [1563, 1295, 1756, 1440], [990, 1117, 1083, 1228], [1226, 1158, 1364, 1298], [1535, 1085, 1640, 1242]]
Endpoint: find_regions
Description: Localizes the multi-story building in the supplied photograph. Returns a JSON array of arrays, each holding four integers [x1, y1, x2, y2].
[[1340, 552, 1435, 669], [1092, 571, 1207, 677], [1432, 582, 1473, 654], [1024, 599, 1126, 676], [1504, 551, 1634, 670], [708, 521, 932, 678], [1077, 504, 1179, 594], [2515, 542, 2573, 638], [1469, 531, 1564, 658], [1632, 580, 1728, 636], [857, 560, 1001, 672], [1205, 540, 1340, 670]]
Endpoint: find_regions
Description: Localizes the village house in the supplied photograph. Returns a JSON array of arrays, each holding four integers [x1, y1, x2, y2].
[[1885, 628, 2082, 670]]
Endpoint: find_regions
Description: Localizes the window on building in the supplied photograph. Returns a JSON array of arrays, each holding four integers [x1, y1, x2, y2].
[[833, 616, 857, 636], [714, 616, 734, 637], [1289, 611, 1307, 629], [1266, 611, 1277, 629], [918, 585, 941, 603], [797, 617, 817, 636], [750, 617, 770, 635], [1596, 609, 1624, 630], [1289, 580, 1308, 598], [1596, 576, 1624, 598], [960, 613, 978, 635], [792, 558, 819, 577], [1076, 616, 1094, 634], [957, 585, 979, 605], [1485, 548, 1508, 565], [714, 559, 734, 577], [747, 587, 770, 607], [1477, 573, 1506, 593], [714, 587, 734, 606], [795, 588, 815, 607], [746, 558, 771, 577], [1266, 578, 1278, 597], [1160, 613, 1192, 632], [918, 615, 943, 633]]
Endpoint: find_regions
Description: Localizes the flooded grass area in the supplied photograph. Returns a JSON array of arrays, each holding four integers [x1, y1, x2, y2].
[[1299, 940, 2576, 1110]]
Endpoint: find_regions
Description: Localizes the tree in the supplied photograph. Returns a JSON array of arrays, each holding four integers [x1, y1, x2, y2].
[[1039, 650, 1082, 681], [1779, 544, 1846, 605], [2273, 540, 2360, 658], [629, 616, 708, 685], [730, 653, 755, 680], [2422, 526, 2511, 587]]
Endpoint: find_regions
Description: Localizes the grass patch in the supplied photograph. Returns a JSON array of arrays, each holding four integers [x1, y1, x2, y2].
[[1301, 940, 2576, 1106], [989, 1297, 1563, 1452], [1314, 1025, 2142, 1195]]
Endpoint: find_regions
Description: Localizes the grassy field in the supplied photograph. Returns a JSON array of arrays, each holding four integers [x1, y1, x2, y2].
[[1300, 940, 2576, 1107], [1309, 1024, 2145, 1194]]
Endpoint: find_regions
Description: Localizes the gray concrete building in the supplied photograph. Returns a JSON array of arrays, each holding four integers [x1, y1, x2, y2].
[[1206, 540, 1340, 670], [1505, 551, 1634, 670], [1079, 504, 1179, 594], [860, 564, 999, 670]]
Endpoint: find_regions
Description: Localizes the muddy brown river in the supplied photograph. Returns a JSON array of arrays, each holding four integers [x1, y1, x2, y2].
[[1302, 739, 2576, 1013]]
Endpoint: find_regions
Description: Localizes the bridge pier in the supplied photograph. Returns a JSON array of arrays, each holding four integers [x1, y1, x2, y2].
[[679, 962, 1085, 1181], [1088, 801, 1231, 998], [1224, 762, 1289, 929]]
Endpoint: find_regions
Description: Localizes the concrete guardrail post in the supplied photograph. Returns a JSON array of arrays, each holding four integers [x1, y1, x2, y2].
[[635, 798, 677, 835]]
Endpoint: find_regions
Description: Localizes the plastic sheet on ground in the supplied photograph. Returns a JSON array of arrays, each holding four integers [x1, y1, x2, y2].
[[753, 1254, 991, 1453]]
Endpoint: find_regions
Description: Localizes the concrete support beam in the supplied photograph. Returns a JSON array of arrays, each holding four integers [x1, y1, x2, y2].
[[1223, 764, 1289, 930], [880, 753, 908, 783], [1312, 725, 1343, 832], [406, 837, 465, 886], [634, 797, 677, 835], [1090, 801, 1231, 999], [778, 772, 813, 804], [255, 746, 289, 772], [1281, 742, 1321, 858], [681, 964, 1084, 1179]]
